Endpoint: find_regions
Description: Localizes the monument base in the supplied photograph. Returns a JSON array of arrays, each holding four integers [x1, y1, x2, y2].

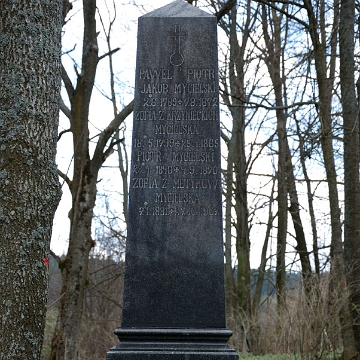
[[106, 328, 239, 360]]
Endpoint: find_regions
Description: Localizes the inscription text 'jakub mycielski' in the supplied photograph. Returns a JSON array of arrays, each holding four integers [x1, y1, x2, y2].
[[107, 2, 238, 360]]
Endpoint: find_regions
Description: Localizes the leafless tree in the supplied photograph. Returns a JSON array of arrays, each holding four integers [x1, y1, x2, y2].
[[49, 1, 133, 359]]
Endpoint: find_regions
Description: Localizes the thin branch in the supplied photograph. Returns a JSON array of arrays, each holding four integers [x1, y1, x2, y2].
[[98, 47, 120, 62], [254, 0, 309, 29], [59, 97, 71, 120], [215, 0, 236, 22], [223, 90, 317, 110], [47, 292, 67, 309], [58, 128, 71, 141], [91, 99, 134, 174], [103, 138, 124, 163], [61, 64, 75, 100], [62, 44, 76, 57], [221, 130, 230, 145], [62, 0, 73, 25], [88, 278, 123, 309], [57, 168, 72, 191]]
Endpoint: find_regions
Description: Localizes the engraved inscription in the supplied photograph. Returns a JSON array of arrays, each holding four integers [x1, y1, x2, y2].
[[138, 205, 221, 216], [156, 165, 196, 175], [155, 192, 199, 204], [171, 150, 214, 162], [160, 98, 217, 108], [135, 111, 157, 121], [145, 138, 219, 149], [133, 32, 220, 217], [138, 68, 216, 81], [174, 82, 216, 94], [159, 110, 217, 121], [173, 178, 219, 189], [136, 151, 162, 162], [133, 178, 159, 188], [139, 68, 173, 80], [187, 68, 215, 81], [155, 124, 199, 135], [141, 83, 169, 94], [139, 206, 196, 216], [132, 164, 150, 175]]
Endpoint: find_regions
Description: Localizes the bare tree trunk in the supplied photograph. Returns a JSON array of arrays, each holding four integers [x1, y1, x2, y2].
[[284, 138, 313, 292], [340, 0, 360, 350], [51, 174, 97, 358], [50, 2, 99, 357], [222, 130, 238, 347], [252, 180, 275, 315], [295, 118, 320, 276], [51, 96, 133, 359], [218, 0, 253, 350], [261, 3, 287, 311], [0, 0, 62, 358], [50, 2, 134, 357], [303, 0, 358, 356], [229, 2, 252, 350], [116, 136, 129, 225]]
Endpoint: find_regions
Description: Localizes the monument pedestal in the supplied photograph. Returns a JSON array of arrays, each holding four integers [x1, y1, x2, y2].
[[107, 329, 238, 360], [107, 1, 238, 359]]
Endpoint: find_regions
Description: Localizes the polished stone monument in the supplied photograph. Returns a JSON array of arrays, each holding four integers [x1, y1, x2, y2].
[[107, 1, 238, 359]]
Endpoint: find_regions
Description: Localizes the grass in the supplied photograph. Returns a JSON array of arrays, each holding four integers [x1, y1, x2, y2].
[[239, 350, 341, 360], [240, 355, 294, 360]]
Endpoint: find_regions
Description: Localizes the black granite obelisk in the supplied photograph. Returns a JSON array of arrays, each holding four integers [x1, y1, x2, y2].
[[107, 1, 238, 359]]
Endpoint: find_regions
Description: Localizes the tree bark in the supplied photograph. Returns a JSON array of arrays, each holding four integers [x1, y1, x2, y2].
[[218, 0, 252, 350], [303, 0, 358, 356], [0, 0, 62, 358], [223, 135, 238, 347], [284, 138, 313, 292], [229, 2, 252, 350], [252, 179, 275, 316], [295, 118, 320, 276], [261, 3, 287, 311], [340, 0, 360, 350]]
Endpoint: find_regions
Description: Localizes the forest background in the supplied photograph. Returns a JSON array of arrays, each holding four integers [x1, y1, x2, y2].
[[1, 0, 360, 359]]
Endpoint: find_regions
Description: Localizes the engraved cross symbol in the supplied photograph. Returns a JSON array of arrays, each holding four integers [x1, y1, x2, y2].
[[168, 25, 187, 66]]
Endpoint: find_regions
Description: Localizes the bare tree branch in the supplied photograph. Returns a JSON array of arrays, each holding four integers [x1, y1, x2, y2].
[[98, 47, 120, 61], [62, 0, 73, 25], [61, 64, 75, 101], [215, 0, 236, 22], [221, 130, 230, 145], [59, 97, 71, 120], [58, 128, 71, 141], [62, 44, 76, 57], [102, 137, 124, 162], [91, 99, 134, 173], [254, 0, 309, 29], [57, 168, 72, 191], [47, 292, 67, 309]]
